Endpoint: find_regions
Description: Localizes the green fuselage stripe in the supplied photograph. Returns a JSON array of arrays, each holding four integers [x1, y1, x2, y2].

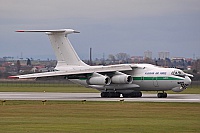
[[133, 77, 183, 80], [69, 76, 183, 81]]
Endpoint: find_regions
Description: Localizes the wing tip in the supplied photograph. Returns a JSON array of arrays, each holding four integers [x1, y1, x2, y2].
[[8, 76, 19, 79], [16, 30, 24, 32]]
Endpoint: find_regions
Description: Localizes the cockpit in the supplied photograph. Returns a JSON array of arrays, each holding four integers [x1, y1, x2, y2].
[[171, 69, 185, 78]]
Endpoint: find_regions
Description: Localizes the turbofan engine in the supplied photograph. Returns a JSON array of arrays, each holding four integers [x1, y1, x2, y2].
[[87, 72, 111, 85], [111, 72, 133, 84]]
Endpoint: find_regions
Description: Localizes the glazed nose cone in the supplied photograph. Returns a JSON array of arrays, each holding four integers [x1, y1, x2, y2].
[[184, 76, 191, 85]]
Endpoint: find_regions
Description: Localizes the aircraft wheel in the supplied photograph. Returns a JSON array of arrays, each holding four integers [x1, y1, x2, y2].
[[101, 92, 108, 98], [122, 93, 130, 98], [157, 93, 167, 98], [131, 92, 142, 98], [157, 93, 162, 98], [163, 93, 167, 98], [138, 92, 142, 97], [113, 92, 120, 98], [109, 92, 120, 98], [122, 92, 142, 98], [101, 92, 121, 98]]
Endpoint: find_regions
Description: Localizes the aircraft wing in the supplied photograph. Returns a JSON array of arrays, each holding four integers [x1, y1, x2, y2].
[[9, 64, 134, 79]]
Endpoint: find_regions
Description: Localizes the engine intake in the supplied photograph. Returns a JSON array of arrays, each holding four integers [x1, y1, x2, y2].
[[87, 73, 111, 85], [111, 72, 133, 84]]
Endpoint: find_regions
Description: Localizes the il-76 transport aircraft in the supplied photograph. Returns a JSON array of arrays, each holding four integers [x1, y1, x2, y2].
[[10, 29, 193, 98]]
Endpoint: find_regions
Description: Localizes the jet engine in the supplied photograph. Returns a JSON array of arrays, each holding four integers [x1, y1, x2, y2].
[[111, 72, 133, 84], [87, 73, 111, 85], [172, 87, 185, 92]]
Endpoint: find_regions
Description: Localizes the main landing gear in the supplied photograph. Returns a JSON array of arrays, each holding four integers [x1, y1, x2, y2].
[[101, 92, 120, 98], [157, 92, 167, 98], [101, 91, 167, 98], [122, 92, 142, 98], [101, 92, 142, 98]]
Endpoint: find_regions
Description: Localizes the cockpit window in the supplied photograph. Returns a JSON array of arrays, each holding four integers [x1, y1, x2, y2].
[[171, 70, 185, 78]]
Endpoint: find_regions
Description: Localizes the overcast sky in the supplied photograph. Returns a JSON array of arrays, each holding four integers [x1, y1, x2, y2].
[[0, 0, 200, 60]]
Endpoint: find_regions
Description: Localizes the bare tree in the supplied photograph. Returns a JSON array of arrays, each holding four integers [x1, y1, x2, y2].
[[116, 53, 130, 62], [27, 58, 32, 66], [108, 54, 116, 62], [16, 60, 21, 73], [193, 59, 200, 73]]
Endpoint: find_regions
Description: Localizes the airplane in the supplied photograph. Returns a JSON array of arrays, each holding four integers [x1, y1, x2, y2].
[[9, 29, 193, 98]]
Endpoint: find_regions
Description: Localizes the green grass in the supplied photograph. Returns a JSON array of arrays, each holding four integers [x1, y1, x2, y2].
[[0, 83, 98, 93], [0, 101, 199, 133], [0, 83, 199, 94]]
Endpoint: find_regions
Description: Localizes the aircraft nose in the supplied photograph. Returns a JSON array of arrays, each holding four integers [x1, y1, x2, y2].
[[184, 76, 191, 85]]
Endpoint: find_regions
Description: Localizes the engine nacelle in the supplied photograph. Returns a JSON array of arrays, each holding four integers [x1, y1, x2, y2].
[[111, 72, 133, 84], [172, 87, 185, 92], [87, 73, 111, 85]]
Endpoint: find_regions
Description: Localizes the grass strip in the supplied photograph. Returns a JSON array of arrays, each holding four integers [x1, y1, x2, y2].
[[0, 83, 199, 94], [0, 101, 199, 133], [0, 84, 98, 93]]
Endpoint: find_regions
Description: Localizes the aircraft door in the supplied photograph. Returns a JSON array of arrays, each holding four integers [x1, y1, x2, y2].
[[153, 77, 159, 87], [141, 76, 144, 82]]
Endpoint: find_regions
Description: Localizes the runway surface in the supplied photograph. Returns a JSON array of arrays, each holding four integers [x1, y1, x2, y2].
[[0, 92, 199, 102]]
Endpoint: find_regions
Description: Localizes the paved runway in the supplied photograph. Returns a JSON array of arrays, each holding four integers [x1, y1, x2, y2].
[[0, 92, 199, 102]]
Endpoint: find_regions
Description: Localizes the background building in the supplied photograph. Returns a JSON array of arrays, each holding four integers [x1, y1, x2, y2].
[[144, 50, 152, 60], [158, 52, 170, 60]]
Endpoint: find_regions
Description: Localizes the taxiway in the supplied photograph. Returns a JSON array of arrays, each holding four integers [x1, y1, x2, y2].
[[0, 92, 199, 102]]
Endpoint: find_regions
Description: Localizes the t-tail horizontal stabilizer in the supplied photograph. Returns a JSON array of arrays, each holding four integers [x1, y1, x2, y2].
[[16, 29, 80, 33], [16, 29, 88, 70]]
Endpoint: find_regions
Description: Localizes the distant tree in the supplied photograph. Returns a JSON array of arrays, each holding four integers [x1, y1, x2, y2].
[[116, 53, 130, 62], [108, 54, 116, 62], [155, 61, 158, 66], [192, 59, 200, 73], [165, 58, 172, 67], [27, 58, 32, 66], [143, 57, 153, 64], [0, 71, 11, 79], [193, 69, 197, 74], [16, 60, 21, 73]]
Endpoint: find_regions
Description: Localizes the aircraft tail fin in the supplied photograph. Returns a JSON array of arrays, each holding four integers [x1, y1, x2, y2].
[[16, 29, 88, 69]]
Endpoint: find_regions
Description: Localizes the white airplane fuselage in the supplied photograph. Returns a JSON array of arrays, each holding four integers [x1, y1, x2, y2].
[[65, 64, 191, 93]]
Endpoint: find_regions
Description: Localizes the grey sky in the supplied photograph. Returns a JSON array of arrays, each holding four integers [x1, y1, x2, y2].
[[0, 0, 200, 60]]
